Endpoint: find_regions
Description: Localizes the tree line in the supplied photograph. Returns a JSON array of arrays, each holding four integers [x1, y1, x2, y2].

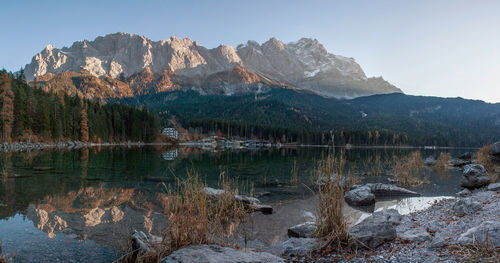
[[187, 118, 409, 145], [0, 70, 160, 143]]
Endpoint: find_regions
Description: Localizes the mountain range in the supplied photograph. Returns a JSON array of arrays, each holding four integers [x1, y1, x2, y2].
[[24, 32, 400, 99], [16, 33, 500, 146]]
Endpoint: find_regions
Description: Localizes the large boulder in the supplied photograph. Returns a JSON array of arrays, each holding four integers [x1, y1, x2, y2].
[[461, 164, 490, 189], [364, 183, 420, 198], [349, 209, 402, 248], [344, 186, 375, 206], [287, 222, 316, 238], [162, 244, 285, 263], [488, 142, 500, 156], [457, 221, 500, 247]]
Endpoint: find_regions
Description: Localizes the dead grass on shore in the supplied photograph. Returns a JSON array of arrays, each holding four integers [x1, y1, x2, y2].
[[314, 152, 351, 253], [475, 145, 499, 183], [391, 151, 426, 187], [446, 238, 499, 263], [122, 171, 248, 262]]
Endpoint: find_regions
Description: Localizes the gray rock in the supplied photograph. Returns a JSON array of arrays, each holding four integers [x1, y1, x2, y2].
[[274, 238, 317, 257], [251, 204, 273, 214], [162, 244, 285, 263], [344, 186, 375, 206], [448, 158, 471, 167], [488, 141, 500, 156], [461, 164, 490, 188], [487, 182, 500, 191], [397, 227, 431, 242], [364, 183, 420, 198], [458, 152, 473, 160], [349, 209, 402, 248], [456, 188, 471, 197], [429, 236, 447, 249], [457, 221, 500, 247], [287, 222, 316, 238], [424, 156, 437, 166], [452, 198, 482, 216], [131, 230, 151, 254], [203, 187, 273, 214]]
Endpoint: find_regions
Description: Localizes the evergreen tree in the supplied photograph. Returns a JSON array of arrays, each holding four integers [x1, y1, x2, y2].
[[0, 71, 14, 141]]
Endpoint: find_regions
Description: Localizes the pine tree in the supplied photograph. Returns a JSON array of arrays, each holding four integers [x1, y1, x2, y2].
[[0, 71, 14, 141]]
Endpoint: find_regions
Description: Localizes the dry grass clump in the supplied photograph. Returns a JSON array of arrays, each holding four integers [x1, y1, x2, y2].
[[446, 238, 499, 263], [475, 145, 499, 182], [391, 151, 425, 187], [124, 172, 248, 262], [434, 152, 451, 171], [314, 153, 351, 252]]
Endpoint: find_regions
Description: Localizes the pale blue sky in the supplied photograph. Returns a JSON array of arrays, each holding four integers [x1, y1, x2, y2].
[[2, 0, 499, 102]]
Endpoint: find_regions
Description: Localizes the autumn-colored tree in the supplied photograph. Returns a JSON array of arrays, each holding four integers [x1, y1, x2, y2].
[[0, 71, 14, 141]]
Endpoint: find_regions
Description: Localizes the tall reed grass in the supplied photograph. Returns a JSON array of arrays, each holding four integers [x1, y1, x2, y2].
[[314, 152, 351, 252], [123, 171, 248, 262], [391, 151, 425, 187]]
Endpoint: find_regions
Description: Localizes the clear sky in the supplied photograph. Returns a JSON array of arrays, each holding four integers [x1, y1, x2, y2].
[[1, 0, 499, 102]]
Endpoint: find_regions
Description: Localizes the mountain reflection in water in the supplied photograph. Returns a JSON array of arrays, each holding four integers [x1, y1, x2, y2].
[[0, 146, 466, 262]]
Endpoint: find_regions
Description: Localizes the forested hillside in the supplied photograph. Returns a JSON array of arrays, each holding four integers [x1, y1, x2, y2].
[[0, 70, 160, 143], [118, 88, 500, 147]]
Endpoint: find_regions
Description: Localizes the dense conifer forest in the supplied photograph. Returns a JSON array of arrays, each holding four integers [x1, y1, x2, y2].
[[0, 70, 160, 143]]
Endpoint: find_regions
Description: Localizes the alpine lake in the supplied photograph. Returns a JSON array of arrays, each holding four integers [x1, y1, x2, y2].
[[0, 145, 469, 262]]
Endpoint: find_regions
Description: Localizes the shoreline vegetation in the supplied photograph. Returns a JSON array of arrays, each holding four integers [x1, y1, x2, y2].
[[116, 143, 499, 262]]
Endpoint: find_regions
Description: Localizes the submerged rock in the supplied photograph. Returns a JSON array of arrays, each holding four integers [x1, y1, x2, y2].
[[457, 221, 500, 247], [344, 186, 375, 206], [461, 164, 490, 189], [424, 156, 437, 166], [203, 187, 273, 214], [349, 209, 402, 248], [162, 244, 285, 263], [458, 152, 473, 160], [448, 158, 471, 167], [287, 222, 316, 238]]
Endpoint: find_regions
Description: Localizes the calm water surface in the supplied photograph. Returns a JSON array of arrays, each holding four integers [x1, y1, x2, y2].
[[0, 146, 467, 262]]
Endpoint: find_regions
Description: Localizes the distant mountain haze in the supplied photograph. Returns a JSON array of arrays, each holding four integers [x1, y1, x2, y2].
[[24, 32, 401, 99]]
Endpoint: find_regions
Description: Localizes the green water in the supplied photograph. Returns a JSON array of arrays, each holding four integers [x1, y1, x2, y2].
[[0, 146, 466, 262]]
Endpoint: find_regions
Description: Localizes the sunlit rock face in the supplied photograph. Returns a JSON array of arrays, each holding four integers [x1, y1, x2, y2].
[[24, 33, 401, 98]]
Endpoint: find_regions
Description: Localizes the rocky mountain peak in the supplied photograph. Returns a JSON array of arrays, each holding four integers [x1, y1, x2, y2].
[[23, 33, 401, 98]]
